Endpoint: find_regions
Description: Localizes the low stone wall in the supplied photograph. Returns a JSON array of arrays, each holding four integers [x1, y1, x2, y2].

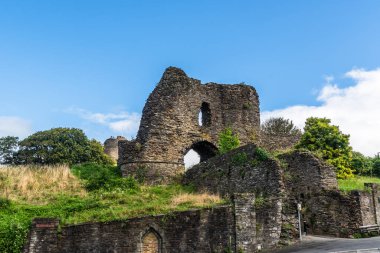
[[24, 193, 284, 253], [24, 206, 236, 253]]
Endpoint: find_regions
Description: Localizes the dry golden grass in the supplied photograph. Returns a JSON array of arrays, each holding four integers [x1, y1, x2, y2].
[[0, 165, 86, 204], [171, 192, 222, 208]]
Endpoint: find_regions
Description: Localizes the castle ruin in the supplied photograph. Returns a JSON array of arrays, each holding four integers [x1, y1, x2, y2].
[[24, 67, 379, 253], [118, 67, 260, 184]]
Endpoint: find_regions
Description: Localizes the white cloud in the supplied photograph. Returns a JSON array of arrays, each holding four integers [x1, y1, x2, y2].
[[262, 68, 380, 157], [0, 116, 32, 138], [67, 108, 141, 139]]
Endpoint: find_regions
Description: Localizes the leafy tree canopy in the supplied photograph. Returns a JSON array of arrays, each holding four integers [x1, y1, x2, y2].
[[0, 136, 19, 164], [296, 117, 354, 179], [351, 151, 373, 176], [261, 117, 301, 136], [372, 158, 380, 177], [218, 127, 240, 154], [16, 128, 113, 165]]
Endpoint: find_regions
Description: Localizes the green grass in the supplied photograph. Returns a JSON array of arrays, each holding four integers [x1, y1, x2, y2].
[[0, 164, 224, 253], [338, 176, 380, 191]]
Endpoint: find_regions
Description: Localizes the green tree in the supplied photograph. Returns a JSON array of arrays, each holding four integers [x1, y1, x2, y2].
[[351, 151, 372, 176], [261, 117, 301, 136], [218, 127, 240, 154], [296, 117, 354, 179], [15, 128, 113, 165], [372, 158, 380, 177], [0, 136, 19, 164]]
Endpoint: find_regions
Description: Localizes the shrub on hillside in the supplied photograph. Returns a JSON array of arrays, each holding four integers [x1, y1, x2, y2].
[[71, 163, 139, 191], [0, 209, 30, 253], [218, 127, 240, 154]]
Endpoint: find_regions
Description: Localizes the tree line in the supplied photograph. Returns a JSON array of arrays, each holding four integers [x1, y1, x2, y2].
[[0, 128, 113, 166]]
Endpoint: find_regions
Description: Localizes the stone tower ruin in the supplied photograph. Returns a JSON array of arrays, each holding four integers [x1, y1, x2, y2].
[[104, 136, 126, 161], [118, 67, 260, 184]]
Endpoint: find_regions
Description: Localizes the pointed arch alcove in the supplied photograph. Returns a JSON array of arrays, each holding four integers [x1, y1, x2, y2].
[[141, 227, 162, 253]]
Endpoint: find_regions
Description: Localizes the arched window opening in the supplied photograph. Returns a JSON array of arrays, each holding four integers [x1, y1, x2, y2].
[[198, 102, 211, 127], [184, 141, 218, 170], [198, 111, 203, 126], [184, 149, 201, 170], [142, 230, 160, 253]]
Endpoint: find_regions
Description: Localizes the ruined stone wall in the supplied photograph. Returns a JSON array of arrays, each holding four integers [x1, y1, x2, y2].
[[183, 144, 284, 250], [299, 191, 363, 237], [25, 207, 236, 253], [119, 67, 260, 184], [279, 152, 380, 238], [278, 151, 342, 239], [183, 145, 377, 242], [104, 136, 126, 161], [183, 144, 283, 197], [279, 150, 338, 198]]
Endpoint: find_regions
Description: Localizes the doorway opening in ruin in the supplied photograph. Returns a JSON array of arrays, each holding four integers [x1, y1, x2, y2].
[[184, 141, 218, 170], [142, 228, 161, 253], [198, 102, 211, 127], [184, 149, 200, 170]]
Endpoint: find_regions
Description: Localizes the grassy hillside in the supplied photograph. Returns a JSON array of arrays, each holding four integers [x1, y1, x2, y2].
[[338, 176, 380, 191], [0, 164, 223, 253]]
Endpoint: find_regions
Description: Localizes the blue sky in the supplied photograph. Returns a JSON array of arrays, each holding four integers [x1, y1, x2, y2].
[[1, 1, 380, 155]]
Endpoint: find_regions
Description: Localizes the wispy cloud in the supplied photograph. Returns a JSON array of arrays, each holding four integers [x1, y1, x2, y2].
[[0, 116, 32, 138], [262, 68, 380, 156], [66, 107, 141, 138]]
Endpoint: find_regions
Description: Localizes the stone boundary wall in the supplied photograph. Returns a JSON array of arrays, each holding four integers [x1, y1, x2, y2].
[[24, 194, 285, 253], [24, 206, 236, 253]]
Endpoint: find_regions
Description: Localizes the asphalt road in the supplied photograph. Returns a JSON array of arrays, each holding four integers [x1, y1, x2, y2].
[[272, 236, 380, 253]]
